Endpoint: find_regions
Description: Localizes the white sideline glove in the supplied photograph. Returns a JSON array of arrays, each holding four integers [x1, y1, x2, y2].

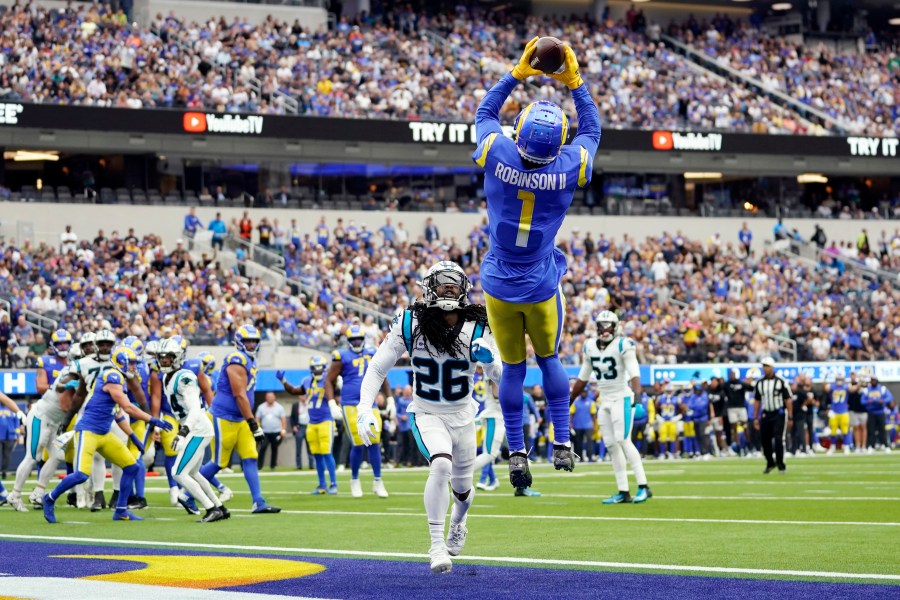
[[329, 400, 343, 421]]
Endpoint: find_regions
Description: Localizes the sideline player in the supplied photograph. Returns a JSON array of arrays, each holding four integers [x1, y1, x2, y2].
[[278, 356, 341, 494], [324, 325, 392, 498], [570, 312, 651, 504], [824, 374, 852, 454], [157, 338, 228, 522], [43, 346, 172, 523], [199, 324, 280, 513], [356, 261, 501, 574], [473, 375, 502, 491], [472, 37, 601, 488]]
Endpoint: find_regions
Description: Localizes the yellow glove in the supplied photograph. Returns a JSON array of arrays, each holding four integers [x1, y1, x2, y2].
[[550, 45, 584, 89], [510, 36, 542, 81]]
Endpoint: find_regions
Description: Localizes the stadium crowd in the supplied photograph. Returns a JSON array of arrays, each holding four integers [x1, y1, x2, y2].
[[4, 213, 900, 371], [0, 2, 844, 133], [671, 14, 900, 136]]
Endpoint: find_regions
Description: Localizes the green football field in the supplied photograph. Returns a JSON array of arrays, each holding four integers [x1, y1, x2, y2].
[[2, 453, 898, 585]]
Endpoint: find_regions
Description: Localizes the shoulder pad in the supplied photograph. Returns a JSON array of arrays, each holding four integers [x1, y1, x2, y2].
[[226, 352, 247, 366], [331, 350, 343, 362], [37, 356, 46, 368], [103, 370, 123, 385], [178, 370, 198, 387]]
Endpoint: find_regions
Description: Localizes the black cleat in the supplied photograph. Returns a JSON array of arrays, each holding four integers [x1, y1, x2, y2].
[[109, 490, 119, 510], [219, 506, 231, 520], [763, 465, 776, 474], [199, 507, 225, 523], [552, 444, 576, 472], [66, 491, 77, 507], [128, 496, 148, 510], [508, 452, 532, 489], [90, 491, 107, 512], [777, 464, 787, 473]]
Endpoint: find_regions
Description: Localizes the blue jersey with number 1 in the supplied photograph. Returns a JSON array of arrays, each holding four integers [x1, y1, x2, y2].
[[472, 72, 601, 303], [332, 348, 375, 407]]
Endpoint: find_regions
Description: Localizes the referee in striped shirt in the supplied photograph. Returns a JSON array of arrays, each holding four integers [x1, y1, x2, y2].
[[753, 357, 793, 473]]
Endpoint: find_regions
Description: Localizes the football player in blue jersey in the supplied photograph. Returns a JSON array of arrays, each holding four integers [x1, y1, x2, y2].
[[472, 38, 601, 489], [324, 325, 393, 498], [278, 356, 341, 494], [42, 346, 173, 523], [36, 329, 73, 395], [200, 325, 280, 513]]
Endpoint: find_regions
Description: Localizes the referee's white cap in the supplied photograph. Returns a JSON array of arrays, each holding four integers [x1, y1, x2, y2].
[[761, 357, 775, 367]]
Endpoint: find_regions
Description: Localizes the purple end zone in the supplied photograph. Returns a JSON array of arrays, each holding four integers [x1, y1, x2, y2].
[[2, 541, 894, 600]]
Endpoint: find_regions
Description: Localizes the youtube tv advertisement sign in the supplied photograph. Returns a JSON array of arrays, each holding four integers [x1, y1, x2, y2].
[[0, 103, 897, 160]]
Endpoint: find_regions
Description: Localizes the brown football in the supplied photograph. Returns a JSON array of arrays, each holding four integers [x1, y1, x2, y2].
[[529, 36, 566, 74]]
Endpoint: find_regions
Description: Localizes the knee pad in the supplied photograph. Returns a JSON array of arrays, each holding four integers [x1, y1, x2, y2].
[[430, 455, 452, 480]]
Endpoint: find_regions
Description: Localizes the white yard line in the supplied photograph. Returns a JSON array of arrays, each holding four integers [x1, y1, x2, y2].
[[1, 533, 897, 582]]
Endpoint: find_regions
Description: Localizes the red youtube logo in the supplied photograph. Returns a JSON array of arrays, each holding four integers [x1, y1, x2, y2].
[[183, 112, 207, 133], [652, 130, 674, 151]]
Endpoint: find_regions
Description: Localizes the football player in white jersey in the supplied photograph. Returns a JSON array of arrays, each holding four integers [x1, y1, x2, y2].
[[356, 261, 502, 575], [7, 348, 81, 511], [157, 338, 228, 522], [570, 311, 652, 504], [473, 372, 503, 491]]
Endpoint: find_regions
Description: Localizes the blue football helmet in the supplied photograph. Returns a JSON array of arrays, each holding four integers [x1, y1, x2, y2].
[[346, 325, 365, 353], [634, 403, 648, 421], [197, 351, 217, 376], [50, 329, 73, 358], [513, 101, 569, 165], [122, 335, 144, 357], [111, 346, 139, 376], [310, 355, 327, 379], [235, 324, 261, 357]]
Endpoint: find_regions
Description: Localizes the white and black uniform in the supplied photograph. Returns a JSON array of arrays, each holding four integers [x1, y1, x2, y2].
[[577, 336, 641, 444], [361, 310, 501, 470], [577, 336, 648, 493], [476, 380, 505, 458], [164, 368, 220, 510]]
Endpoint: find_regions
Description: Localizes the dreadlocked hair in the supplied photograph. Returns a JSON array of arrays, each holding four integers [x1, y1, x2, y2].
[[410, 302, 488, 359]]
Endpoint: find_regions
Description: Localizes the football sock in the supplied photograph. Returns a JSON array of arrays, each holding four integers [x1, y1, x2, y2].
[[49, 471, 88, 502], [164, 455, 178, 488], [241, 458, 264, 505], [314, 454, 326, 488], [424, 457, 451, 544], [324, 454, 337, 486], [535, 354, 571, 445], [349, 445, 364, 479], [118, 464, 138, 511], [367, 443, 382, 478], [607, 442, 628, 491], [622, 439, 648, 486], [486, 464, 496, 484], [598, 441, 607, 460], [110, 463, 122, 492], [499, 361, 527, 452], [843, 433, 853, 447], [200, 461, 221, 483], [450, 486, 473, 526], [134, 463, 145, 498]]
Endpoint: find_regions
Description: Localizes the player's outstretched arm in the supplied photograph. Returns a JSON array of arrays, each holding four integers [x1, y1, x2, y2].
[[554, 46, 601, 156], [359, 334, 405, 410], [475, 37, 538, 142]]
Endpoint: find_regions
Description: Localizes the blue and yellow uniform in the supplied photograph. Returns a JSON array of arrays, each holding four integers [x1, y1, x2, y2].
[[126, 361, 149, 458], [210, 349, 259, 466], [74, 368, 137, 475], [472, 71, 601, 363], [657, 394, 681, 443], [829, 383, 850, 436], [333, 346, 381, 445], [299, 374, 334, 454], [36, 355, 67, 387]]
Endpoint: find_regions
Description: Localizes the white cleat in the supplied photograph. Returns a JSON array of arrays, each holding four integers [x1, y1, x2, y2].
[[429, 544, 452, 574], [218, 486, 234, 503], [446, 523, 467, 557], [485, 481, 499, 491], [29, 489, 44, 508], [885, 447, 893, 453], [826, 447, 834, 455], [350, 479, 363, 498], [475, 481, 488, 491], [76, 487, 90, 509], [169, 486, 180, 506], [373, 479, 389, 498], [8, 492, 29, 512], [701, 454, 712, 461], [843, 447, 851, 455]]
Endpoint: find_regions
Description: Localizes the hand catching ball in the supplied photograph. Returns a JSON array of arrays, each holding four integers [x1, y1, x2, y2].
[[529, 36, 566, 74]]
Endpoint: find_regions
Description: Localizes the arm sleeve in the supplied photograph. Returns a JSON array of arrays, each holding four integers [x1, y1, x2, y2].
[[180, 375, 206, 431], [358, 326, 407, 411], [474, 73, 518, 143], [623, 347, 640, 380], [577, 343, 593, 382], [478, 330, 503, 385], [569, 83, 601, 157]]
